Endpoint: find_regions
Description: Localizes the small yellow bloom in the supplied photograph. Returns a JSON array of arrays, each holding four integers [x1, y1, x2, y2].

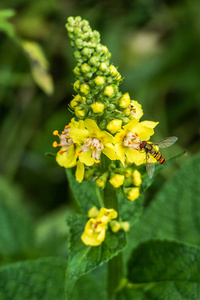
[[104, 85, 114, 97], [119, 93, 130, 109], [81, 207, 118, 246], [132, 170, 142, 186], [88, 206, 99, 218], [75, 106, 86, 118], [109, 174, 125, 188], [115, 119, 159, 165], [90, 102, 104, 113], [127, 187, 140, 201], [80, 83, 90, 94], [107, 119, 122, 134], [94, 76, 105, 85]]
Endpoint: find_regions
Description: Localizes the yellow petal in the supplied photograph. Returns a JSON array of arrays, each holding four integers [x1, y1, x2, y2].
[[56, 146, 77, 168], [75, 161, 85, 182], [102, 144, 120, 161], [97, 208, 118, 223], [123, 119, 139, 134], [79, 150, 94, 166], [115, 144, 126, 164], [84, 119, 102, 136], [140, 121, 159, 129], [69, 128, 89, 144], [126, 149, 146, 165], [81, 218, 106, 246], [130, 100, 143, 119]]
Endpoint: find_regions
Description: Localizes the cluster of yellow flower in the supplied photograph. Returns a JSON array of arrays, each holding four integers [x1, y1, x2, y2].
[[81, 207, 129, 246]]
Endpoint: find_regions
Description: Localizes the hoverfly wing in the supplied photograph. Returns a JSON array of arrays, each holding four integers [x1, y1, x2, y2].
[[146, 152, 155, 179], [154, 136, 178, 148]]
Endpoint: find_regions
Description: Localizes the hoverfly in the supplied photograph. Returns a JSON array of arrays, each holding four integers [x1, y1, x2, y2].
[[139, 136, 178, 178]]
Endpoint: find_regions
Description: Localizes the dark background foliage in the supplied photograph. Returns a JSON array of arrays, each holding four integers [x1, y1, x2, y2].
[[0, 0, 199, 255]]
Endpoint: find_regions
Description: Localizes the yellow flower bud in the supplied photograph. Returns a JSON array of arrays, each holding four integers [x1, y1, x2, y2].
[[94, 76, 105, 85], [75, 106, 85, 118], [109, 174, 125, 188], [70, 94, 82, 108], [123, 108, 131, 117], [74, 80, 80, 90], [80, 83, 90, 94], [127, 187, 140, 201], [109, 65, 118, 76], [104, 85, 114, 97], [97, 208, 118, 223], [124, 168, 132, 178], [132, 170, 142, 186], [107, 119, 122, 134], [96, 176, 106, 188], [91, 102, 105, 113], [119, 93, 130, 109], [121, 221, 130, 232], [88, 206, 99, 218], [110, 220, 121, 233], [81, 63, 91, 73], [74, 66, 81, 75], [99, 62, 108, 71]]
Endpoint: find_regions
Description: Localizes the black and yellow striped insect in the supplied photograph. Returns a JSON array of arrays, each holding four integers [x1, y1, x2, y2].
[[140, 136, 178, 178]]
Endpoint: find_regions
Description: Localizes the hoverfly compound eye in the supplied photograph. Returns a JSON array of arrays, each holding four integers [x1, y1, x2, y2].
[[140, 141, 147, 149]]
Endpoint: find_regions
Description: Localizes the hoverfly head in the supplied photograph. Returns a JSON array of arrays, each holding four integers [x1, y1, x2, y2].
[[140, 141, 147, 149]]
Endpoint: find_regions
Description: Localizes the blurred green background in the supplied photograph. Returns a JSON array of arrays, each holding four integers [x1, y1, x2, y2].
[[0, 0, 199, 259]]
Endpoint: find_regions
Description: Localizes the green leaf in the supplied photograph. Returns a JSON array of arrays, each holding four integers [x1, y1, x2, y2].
[[65, 214, 126, 299], [0, 177, 35, 258], [66, 169, 101, 213], [0, 9, 15, 38], [0, 257, 67, 300], [118, 194, 144, 226], [121, 240, 200, 300], [21, 40, 54, 95], [125, 152, 200, 261]]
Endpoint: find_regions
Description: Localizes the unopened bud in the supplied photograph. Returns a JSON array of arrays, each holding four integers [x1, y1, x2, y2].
[[107, 119, 122, 134], [91, 102, 104, 113], [132, 170, 142, 186], [109, 174, 125, 188], [75, 106, 86, 118], [104, 85, 114, 97], [119, 93, 130, 109], [80, 84, 90, 94], [94, 76, 105, 85], [110, 220, 121, 232], [88, 206, 99, 218], [127, 187, 140, 201]]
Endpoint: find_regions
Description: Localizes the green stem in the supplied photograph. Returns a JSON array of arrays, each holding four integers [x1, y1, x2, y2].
[[102, 155, 123, 300]]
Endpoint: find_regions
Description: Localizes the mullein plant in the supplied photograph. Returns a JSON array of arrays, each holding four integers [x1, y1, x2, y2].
[[53, 16, 160, 300]]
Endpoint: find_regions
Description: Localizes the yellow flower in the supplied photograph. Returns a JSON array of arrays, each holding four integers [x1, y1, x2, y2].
[[127, 187, 140, 201], [81, 207, 117, 246], [114, 119, 158, 165], [53, 118, 86, 182], [70, 118, 119, 166], [132, 170, 142, 186], [129, 100, 143, 120], [109, 174, 125, 188], [107, 119, 122, 134], [90, 102, 104, 113]]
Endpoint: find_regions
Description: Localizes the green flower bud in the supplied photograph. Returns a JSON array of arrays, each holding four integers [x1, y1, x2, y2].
[[94, 76, 105, 85], [75, 38, 83, 49], [74, 80, 80, 90], [81, 63, 91, 73], [75, 106, 86, 118]]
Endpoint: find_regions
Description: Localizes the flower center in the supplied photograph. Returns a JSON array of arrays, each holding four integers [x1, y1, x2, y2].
[[53, 125, 74, 153], [123, 132, 140, 150], [129, 105, 137, 117], [82, 138, 104, 163]]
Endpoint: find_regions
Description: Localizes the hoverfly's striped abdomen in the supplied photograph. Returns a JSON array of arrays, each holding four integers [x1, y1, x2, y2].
[[151, 149, 166, 164]]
